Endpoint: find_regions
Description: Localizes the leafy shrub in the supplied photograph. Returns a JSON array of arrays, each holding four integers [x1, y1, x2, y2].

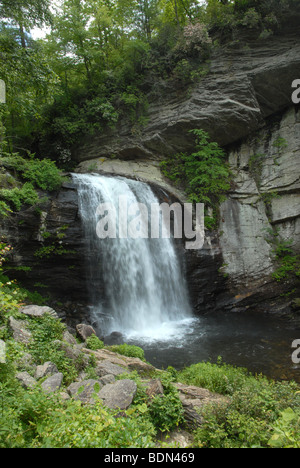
[[86, 334, 104, 350], [181, 22, 212, 57], [268, 408, 300, 448], [110, 343, 145, 361], [181, 360, 300, 448], [264, 228, 300, 282], [27, 314, 78, 385], [0, 152, 64, 191], [0, 182, 39, 211], [21, 158, 65, 191], [148, 375, 184, 432], [0, 152, 65, 217], [160, 129, 231, 229], [0, 366, 156, 448], [178, 358, 252, 395], [30, 399, 156, 448]]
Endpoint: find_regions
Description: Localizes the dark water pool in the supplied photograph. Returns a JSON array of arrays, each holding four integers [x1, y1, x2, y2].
[[126, 311, 300, 383]]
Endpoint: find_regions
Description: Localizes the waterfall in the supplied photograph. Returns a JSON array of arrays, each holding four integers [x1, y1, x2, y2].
[[72, 173, 193, 341]]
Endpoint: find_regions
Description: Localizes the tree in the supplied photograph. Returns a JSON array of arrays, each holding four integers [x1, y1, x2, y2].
[[0, 22, 59, 151], [159, 0, 204, 27], [0, 0, 53, 47]]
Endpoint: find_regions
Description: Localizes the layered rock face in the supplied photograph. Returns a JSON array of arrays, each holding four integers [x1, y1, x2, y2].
[[73, 23, 300, 163], [221, 108, 300, 285], [0, 182, 88, 310], [217, 107, 300, 312]]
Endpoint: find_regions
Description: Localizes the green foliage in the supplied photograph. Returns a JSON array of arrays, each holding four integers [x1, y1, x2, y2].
[[268, 408, 300, 448], [21, 158, 65, 191], [178, 358, 253, 395], [27, 314, 78, 385], [0, 153, 65, 191], [148, 377, 184, 432], [180, 359, 300, 448], [0, 151, 64, 217], [110, 343, 146, 361], [264, 228, 300, 282], [205, 0, 292, 36], [160, 129, 231, 229], [85, 334, 104, 350], [30, 398, 156, 448], [34, 244, 76, 259], [248, 152, 266, 185], [0, 363, 156, 448], [0, 183, 39, 211]]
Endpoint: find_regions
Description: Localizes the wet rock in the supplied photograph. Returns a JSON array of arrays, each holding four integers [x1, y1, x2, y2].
[[104, 331, 124, 346], [291, 299, 300, 312]]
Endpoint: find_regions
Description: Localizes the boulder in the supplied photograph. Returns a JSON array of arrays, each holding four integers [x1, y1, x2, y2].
[[99, 374, 115, 385], [63, 330, 78, 345], [54, 340, 89, 367], [83, 347, 156, 374], [20, 305, 59, 319], [76, 323, 96, 341], [16, 371, 37, 389], [174, 383, 229, 429], [145, 379, 164, 401], [35, 361, 59, 380], [95, 360, 128, 378], [67, 379, 103, 404], [9, 317, 32, 345], [41, 373, 63, 394], [103, 331, 124, 346], [98, 379, 137, 410]]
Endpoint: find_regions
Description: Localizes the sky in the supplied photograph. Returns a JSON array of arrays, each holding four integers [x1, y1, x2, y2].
[[30, 0, 62, 39]]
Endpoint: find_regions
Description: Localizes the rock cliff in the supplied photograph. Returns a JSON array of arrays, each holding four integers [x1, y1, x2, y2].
[[73, 22, 300, 163]]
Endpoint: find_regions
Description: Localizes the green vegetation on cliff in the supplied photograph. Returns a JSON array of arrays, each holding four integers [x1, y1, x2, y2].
[[1, 0, 299, 164], [160, 129, 231, 228]]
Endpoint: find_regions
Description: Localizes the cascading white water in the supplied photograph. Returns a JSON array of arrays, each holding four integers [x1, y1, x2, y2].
[[72, 173, 193, 341]]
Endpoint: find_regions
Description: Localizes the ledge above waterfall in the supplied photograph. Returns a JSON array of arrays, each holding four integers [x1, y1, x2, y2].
[[75, 157, 187, 203]]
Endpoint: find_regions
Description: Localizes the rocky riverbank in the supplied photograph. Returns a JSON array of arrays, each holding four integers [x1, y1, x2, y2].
[[2, 304, 227, 447], [1, 304, 299, 448]]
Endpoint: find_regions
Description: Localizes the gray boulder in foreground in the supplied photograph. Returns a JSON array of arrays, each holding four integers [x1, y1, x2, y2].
[[98, 379, 137, 410]]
